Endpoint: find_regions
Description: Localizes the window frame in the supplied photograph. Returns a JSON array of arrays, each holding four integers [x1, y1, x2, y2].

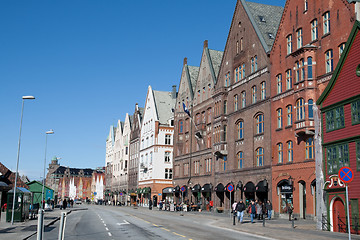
[[323, 11, 330, 35], [311, 19, 318, 41], [277, 143, 283, 163], [277, 74, 282, 94], [325, 49, 334, 73], [287, 105, 293, 126], [287, 34, 292, 54], [256, 114, 264, 134], [256, 147, 264, 166], [325, 106, 345, 132], [305, 138, 315, 160], [296, 28, 303, 49], [296, 98, 305, 121], [287, 141, 293, 162], [352, 99, 360, 125], [277, 108, 283, 129], [326, 143, 349, 174], [237, 151, 244, 169]]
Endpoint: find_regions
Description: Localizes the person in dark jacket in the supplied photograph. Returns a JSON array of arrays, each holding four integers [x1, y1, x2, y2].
[[149, 199, 153, 210], [248, 200, 257, 223], [63, 199, 67, 210], [266, 200, 273, 220], [286, 203, 293, 221], [236, 200, 246, 223]]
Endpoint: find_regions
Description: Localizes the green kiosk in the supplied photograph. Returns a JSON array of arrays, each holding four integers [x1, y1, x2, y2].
[[6, 187, 31, 222]]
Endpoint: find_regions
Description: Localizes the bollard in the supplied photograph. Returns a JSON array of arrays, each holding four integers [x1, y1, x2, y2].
[[292, 218, 295, 228], [58, 212, 67, 240], [37, 209, 44, 240], [263, 216, 265, 227], [233, 212, 236, 225]]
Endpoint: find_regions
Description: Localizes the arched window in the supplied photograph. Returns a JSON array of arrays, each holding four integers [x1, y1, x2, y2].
[[252, 85, 257, 103], [256, 147, 264, 166], [261, 81, 266, 100], [277, 143, 283, 163], [287, 141, 293, 162], [305, 138, 314, 160], [325, 49, 334, 73], [296, 98, 305, 121], [237, 120, 244, 139], [286, 69, 292, 90], [234, 95, 239, 111], [237, 151, 244, 169], [256, 114, 264, 134], [241, 91, 246, 108], [286, 105, 293, 126], [277, 74, 282, 94]]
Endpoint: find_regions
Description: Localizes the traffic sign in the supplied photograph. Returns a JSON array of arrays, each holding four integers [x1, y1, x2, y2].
[[227, 184, 234, 192], [180, 186, 186, 192], [338, 166, 354, 183]]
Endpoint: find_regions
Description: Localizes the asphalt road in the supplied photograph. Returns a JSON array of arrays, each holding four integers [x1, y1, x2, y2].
[[29, 205, 274, 240]]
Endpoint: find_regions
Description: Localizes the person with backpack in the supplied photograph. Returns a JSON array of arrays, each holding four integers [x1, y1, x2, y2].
[[236, 199, 246, 223]]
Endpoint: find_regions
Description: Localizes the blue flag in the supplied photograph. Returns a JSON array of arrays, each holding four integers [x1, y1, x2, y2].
[[182, 102, 191, 117]]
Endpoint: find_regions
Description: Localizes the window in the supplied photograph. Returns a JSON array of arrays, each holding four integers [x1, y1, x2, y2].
[[308, 99, 314, 119], [297, 28, 303, 49], [256, 114, 264, 134], [261, 81, 266, 100], [277, 108, 283, 129], [237, 152, 243, 169], [165, 134, 171, 145], [277, 74, 282, 94], [251, 56, 258, 73], [236, 41, 239, 54], [240, 38, 243, 51], [207, 108, 212, 123], [296, 98, 305, 121], [295, 61, 300, 83], [223, 125, 227, 142], [325, 50, 334, 73], [194, 161, 200, 174], [256, 147, 264, 166], [242, 64, 246, 78], [234, 95, 239, 111], [165, 151, 171, 162], [221, 156, 227, 171], [357, 142, 360, 171], [287, 105, 293, 126], [323, 11, 330, 35], [352, 99, 360, 125], [300, 59, 305, 80], [225, 72, 231, 87], [224, 101, 227, 114], [241, 91, 246, 108], [327, 143, 349, 174], [339, 43, 346, 58], [150, 152, 153, 165], [184, 163, 189, 176], [179, 120, 184, 133], [307, 57, 313, 79], [165, 168, 173, 179], [304, 0, 308, 11], [255, 56, 258, 72], [252, 85, 257, 103], [286, 69, 292, 90], [287, 141, 293, 162], [287, 35, 292, 54], [205, 158, 212, 173], [305, 138, 315, 160], [277, 143, 283, 163], [311, 19, 318, 41], [326, 106, 344, 131], [235, 65, 244, 82], [237, 120, 244, 139]]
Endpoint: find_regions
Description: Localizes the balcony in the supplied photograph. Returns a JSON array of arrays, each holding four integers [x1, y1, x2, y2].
[[294, 120, 315, 139]]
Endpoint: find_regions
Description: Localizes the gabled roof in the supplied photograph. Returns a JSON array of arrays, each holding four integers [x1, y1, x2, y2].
[[208, 49, 224, 81], [317, 20, 360, 106], [153, 90, 176, 125], [187, 65, 200, 93], [243, 0, 283, 53]]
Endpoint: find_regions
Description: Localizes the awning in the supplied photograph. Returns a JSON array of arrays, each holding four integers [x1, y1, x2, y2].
[[201, 183, 212, 193], [130, 193, 137, 196], [162, 187, 174, 194], [136, 188, 142, 194], [214, 183, 225, 192], [243, 182, 255, 193], [191, 184, 201, 193], [142, 187, 151, 194], [256, 180, 268, 193]]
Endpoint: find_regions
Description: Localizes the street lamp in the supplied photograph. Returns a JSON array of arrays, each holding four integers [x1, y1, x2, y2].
[[42, 130, 54, 209], [11, 96, 35, 225]]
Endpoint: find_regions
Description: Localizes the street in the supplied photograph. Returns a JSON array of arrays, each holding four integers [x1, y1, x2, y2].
[[29, 205, 273, 240]]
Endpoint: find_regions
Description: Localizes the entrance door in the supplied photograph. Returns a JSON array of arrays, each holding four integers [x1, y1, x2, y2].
[[299, 181, 306, 219], [331, 197, 345, 232]]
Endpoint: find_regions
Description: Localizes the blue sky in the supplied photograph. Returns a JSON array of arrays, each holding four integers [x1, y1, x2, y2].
[[0, 0, 286, 181]]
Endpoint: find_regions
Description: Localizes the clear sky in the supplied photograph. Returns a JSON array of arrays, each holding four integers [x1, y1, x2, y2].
[[0, 0, 286, 181]]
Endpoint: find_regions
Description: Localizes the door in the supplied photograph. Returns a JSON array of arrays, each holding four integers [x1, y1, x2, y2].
[[332, 197, 345, 232]]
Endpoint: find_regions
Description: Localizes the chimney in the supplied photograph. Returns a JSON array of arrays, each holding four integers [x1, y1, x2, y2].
[[204, 40, 208, 49], [172, 85, 177, 99], [183, 57, 187, 66]]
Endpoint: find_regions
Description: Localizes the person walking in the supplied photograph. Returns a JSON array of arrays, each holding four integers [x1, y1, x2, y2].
[[149, 199, 153, 210], [266, 200, 273, 220], [248, 200, 257, 223], [63, 199, 67, 210], [286, 202, 293, 221], [256, 201, 262, 220], [236, 200, 245, 223]]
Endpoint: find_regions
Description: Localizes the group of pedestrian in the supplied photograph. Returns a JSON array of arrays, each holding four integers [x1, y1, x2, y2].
[[233, 199, 273, 224]]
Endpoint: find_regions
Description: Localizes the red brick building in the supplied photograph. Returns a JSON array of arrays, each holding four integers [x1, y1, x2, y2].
[[317, 21, 360, 233], [270, 0, 357, 219]]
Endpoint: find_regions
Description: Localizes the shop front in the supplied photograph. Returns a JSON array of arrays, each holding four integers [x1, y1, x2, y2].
[[243, 182, 255, 203], [255, 180, 268, 203], [201, 183, 212, 211], [162, 187, 174, 203], [277, 180, 293, 215], [214, 183, 225, 207]]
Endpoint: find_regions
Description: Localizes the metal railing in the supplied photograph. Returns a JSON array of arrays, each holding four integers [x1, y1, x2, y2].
[[337, 214, 360, 235]]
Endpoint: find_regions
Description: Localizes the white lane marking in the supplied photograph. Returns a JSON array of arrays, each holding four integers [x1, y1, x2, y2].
[[117, 220, 130, 225], [104, 224, 107, 227], [108, 232, 112, 237], [105, 227, 109, 231]]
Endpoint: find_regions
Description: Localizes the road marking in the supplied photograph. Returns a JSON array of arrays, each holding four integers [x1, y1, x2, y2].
[[108, 232, 112, 237], [153, 224, 158, 227], [104, 224, 107, 227], [173, 232, 186, 238], [105, 227, 109, 231], [117, 220, 130, 225], [161, 227, 170, 232]]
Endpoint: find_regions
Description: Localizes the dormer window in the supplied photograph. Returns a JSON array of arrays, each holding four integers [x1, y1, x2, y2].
[[259, 16, 266, 22], [268, 33, 275, 39]]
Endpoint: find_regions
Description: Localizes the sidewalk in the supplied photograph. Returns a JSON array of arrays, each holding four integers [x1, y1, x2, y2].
[[0, 206, 86, 240]]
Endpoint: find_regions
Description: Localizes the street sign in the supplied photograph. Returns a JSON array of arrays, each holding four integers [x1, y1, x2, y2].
[[227, 184, 234, 192], [338, 166, 354, 183], [120, 192, 123, 196], [180, 186, 186, 192]]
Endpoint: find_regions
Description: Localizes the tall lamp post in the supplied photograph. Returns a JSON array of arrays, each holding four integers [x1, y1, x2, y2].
[[11, 96, 35, 225], [42, 130, 54, 209]]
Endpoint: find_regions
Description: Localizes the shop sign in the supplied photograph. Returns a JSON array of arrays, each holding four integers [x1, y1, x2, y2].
[[280, 185, 293, 193]]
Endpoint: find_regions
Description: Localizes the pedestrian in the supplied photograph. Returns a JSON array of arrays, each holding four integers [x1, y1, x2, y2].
[[149, 199, 153, 210], [159, 200, 163, 211], [232, 201, 237, 213], [256, 201, 262, 220], [286, 203, 293, 221], [248, 200, 257, 223], [63, 199, 67, 210], [236, 199, 245, 223], [266, 200, 273, 220]]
